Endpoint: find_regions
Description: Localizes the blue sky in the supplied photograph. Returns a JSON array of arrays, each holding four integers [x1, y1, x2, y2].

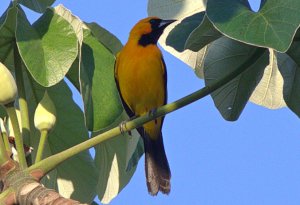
[[2, 0, 300, 205]]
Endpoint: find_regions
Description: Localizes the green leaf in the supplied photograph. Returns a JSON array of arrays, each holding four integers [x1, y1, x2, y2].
[[18, 0, 56, 13], [166, 12, 205, 52], [0, 105, 6, 119], [53, 4, 84, 91], [287, 30, 300, 66], [68, 23, 142, 202], [148, 0, 206, 19], [67, 21, 123, 94], [249, 50, 287, 109], [16, 7, 78, 87], [67, 57, 80, 91], [0, 4, 17, 70], [204, 37, 269, 120], [278, 54, 300, 117], [148, 0, 207, 77], [184, 15, 222, 52], [164, 12, 222, 78], [24, 72, 97, 203], [53, 5, 84, 46], [86, 22, 123, 56], [66, 20, 123, 131], [94, 112, 143, 204], [283, 38, 300, 117], [166, 12, 222, 53], [79, 28, 123, 131], [206, 0, 300, 52]]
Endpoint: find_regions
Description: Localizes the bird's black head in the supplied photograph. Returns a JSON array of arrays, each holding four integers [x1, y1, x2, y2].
[[129, 17, 176, 46]]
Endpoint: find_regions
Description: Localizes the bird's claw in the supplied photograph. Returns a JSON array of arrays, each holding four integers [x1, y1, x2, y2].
[[148, 108, 158, 124], [119, 120, 132, 136], [119, 120, 127, 136]]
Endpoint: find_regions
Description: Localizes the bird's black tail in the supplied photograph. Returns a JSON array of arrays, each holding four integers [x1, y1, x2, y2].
[[143, 131, 171, 195]]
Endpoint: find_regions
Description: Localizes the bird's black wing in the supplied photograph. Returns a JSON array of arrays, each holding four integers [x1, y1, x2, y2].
[[161, 57, 167, 126]]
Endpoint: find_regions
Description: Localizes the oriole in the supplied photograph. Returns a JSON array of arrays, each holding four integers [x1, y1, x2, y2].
[[114, 17, 175, 195]]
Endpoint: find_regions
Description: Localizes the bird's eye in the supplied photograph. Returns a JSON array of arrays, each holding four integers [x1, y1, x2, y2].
[[149, 19, 156, 24]]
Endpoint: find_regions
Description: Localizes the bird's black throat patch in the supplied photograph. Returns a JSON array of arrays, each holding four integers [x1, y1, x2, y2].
[[138, 31, 161, 46], [138, 18, 163, 47]]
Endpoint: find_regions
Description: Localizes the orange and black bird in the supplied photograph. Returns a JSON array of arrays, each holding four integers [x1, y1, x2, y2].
[[114, 17, 175, 195]]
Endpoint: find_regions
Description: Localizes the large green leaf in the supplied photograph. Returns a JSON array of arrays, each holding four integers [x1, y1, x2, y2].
[[67, 57, 80, 90], [94, 112, 143, 204], [86, 22, 122, 56], [278, 53, 300, 117], [206, 0, 300, 52], [165, 12, 222, 78], [0, 4, 17, 70], [166, 12, 205, 52], [184, 15, 222, 52], [22, 69, 97, 203], [67, 21, 122, 92], [287, 30, 300, 66], [53, 5, 84, 45], [148, 0, 207, 77], [16, 7, 78, 87], [283, 37, 300, 117], [18, 0, 56, 13], [79, 28, 123, 131], [204, 37, 269, 120], [69, 22, 143, 203], [0, 106, 6, 119], [166, 12, 222, 54], [54, 4, 84, 91], [148, 0, 206, 19]]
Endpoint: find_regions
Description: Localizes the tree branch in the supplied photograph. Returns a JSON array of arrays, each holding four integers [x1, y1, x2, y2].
[[0, 159, 88, 205], [28, 47, 266, 177], [15, 182, 87, 205], [0, 46, 266, 205]]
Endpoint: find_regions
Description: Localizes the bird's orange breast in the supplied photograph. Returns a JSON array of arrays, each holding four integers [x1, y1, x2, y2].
[[115, 43, 166, 139], [115, 43, 166, 116]]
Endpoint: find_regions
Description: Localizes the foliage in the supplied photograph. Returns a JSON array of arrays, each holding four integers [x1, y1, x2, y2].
[[0, 0, 300, 204], [149, 0, 300, 119], [0, 1, 142, 204]]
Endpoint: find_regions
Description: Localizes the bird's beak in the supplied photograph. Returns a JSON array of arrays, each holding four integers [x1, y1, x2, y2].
[[158, 19, 176, 30]]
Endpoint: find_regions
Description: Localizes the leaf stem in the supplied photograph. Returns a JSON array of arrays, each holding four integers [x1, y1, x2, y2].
[[14, 44, 31, 146], [0, 187, 13, 201], [0, 119, 11, 152], [1, 131, 10, 153], [0, 132, 9, 166], [35, 130, 48, 163], [27, 48, 266, 175], [6, 104, 27, 169]]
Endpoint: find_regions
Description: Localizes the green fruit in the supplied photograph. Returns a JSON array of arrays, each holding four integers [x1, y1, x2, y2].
[[0, 62, 17, 105], [34, 91, 56, 131]]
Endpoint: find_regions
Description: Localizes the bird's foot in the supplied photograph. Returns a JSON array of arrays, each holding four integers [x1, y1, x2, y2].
[[148, 108, 158, 124], [119, 120, 132, 136]]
